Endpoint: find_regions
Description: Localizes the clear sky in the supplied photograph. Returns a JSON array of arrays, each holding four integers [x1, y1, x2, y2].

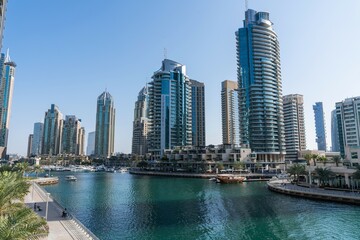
[[4, 0, 360, 156]]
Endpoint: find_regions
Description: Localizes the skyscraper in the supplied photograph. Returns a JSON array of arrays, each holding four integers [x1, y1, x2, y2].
[[132, 86, 149, 156], [86, 131, 95, 156], [148, 59, 192, 156], [42, 104, 63, 155], [236, 9, 286, 161], [221, 80, 239, 145], [95, 91, 115, 158], [27, 134, 33, 158], [190, 79, 206, 147], [61, 115, 85, 155], [0, 51, 16, 150], [313, 102, 327, 151], [331, 109, 340, 152], [31, 122, 43, 156], [283, 94, 306, 161], [335, 97, 360, 158], [0, 0, 7, 51]]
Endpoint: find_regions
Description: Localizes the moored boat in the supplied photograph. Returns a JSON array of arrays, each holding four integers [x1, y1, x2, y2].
[[65, 175, 77, 181], [216, 174, 246, 183]]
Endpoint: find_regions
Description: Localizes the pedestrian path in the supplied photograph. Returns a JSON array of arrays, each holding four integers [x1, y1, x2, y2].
[[24, 182, 99, 240]]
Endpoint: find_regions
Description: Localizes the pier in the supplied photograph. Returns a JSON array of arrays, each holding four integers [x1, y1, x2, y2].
[[24, 182, 99, 240], [267, 181, 360, 205]]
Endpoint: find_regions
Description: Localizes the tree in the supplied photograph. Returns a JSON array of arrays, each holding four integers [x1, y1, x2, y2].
[[287, 164, 306, 182], [317, 155, 327, 166], [304, 154, 312, 166], [13, 162, 30, 177], [332, 155, 341, 167], [137, 161, 148, 169], [311, 154, 318, 166], [314, 168, 336, 187], [216, 163, 224, 171], [352, 167, 360, 180], [32, 165, 44, 178], [234, 162, 245, 171]]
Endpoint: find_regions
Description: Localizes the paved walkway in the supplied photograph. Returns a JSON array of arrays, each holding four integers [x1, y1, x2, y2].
[[24, 182, 98, 240]]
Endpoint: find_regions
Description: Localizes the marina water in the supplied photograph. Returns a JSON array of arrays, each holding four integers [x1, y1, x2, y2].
[[44, 172, 360, 240]]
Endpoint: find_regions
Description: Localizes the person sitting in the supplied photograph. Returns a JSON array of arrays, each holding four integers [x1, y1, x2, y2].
[[37, 205, 42, 211], [62, 208, 68, 217]]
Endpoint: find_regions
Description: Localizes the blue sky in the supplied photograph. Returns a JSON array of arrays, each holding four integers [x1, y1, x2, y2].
[[4, 0, 360, 156]]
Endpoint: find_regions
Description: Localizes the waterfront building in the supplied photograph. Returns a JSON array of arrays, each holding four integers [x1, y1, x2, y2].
[[236, 9, 286, 162], [313, 102, 327, 151], [148, 59, 192, 157], [95, 91, 115, 158], [221, 80, 239, 145], [61, 115, 85, 155], [331, 109, 340, 152], [283, 94, 306, 161], [42, 104, 63, 155], [336, 97, 360, 159], [132, 86, 149, 156], [190, 79, 205, 147], [0, 0, 7, 51], [0, 51, 16, 151], [86, 131, 95, 156], [27, 134, 33, 157], [31, 122, 43, 156]]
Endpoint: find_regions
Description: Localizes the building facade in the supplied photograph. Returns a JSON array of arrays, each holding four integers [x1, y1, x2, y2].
[[236, 9, 286, 162], [95, 91, 115, 158], [31, 122, 43, 156], [313, 102, 327, 151], [132, 86, 149, 156], [0, 52, 15, 150], [331, 109, 340, 152], [148, 59, 192, 157], [336, 97, 360, 158], [190, 79, 205, 147], [27, 134, 33, 158], [61, 115, 85, 155], [0, 0, 7, 51], [86, 131, 95, 156], [221, 80, 239, 145], [283, 94, 306, 161], [42, 104, 63, 155]]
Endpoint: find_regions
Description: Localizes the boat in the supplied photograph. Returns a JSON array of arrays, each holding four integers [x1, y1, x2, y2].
[[65, 175, 77, 181], [119, 168, 128, 173], [216, 174, 246, 184], [209, 177, 217, 181]]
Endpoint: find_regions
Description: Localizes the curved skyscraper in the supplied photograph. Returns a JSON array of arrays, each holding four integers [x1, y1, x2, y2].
[[236, 9, 286, 162], [148, 59, 192, 157], [132, 86, 149, 156], [95, 91, 115, 158]]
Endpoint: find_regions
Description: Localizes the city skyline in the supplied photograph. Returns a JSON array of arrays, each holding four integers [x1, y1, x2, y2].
[[4, 1, 360, 155]]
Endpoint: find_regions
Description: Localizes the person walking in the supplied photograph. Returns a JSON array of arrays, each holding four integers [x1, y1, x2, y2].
[[34, 202, 37, 211]]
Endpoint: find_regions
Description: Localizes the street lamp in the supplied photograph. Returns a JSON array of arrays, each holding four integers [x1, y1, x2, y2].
[[31, 181, 34, 202], [45, 193, 50, 220]]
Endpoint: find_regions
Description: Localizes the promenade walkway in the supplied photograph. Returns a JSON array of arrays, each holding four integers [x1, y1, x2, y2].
[[268, 181, 360, 205], [24, 182, 99, 240]]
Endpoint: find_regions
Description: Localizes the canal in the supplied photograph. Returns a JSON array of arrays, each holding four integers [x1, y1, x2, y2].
[[43, 172, 360, 240]]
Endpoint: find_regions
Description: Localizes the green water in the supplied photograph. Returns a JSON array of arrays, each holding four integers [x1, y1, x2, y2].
[[43, 172, 360, 240]]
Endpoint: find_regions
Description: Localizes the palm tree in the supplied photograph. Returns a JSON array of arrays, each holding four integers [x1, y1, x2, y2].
[[14, 162, 29, 177], [0, 207, 48, 239], [287, 164, 306, 182], [234, 162, 245, 171], [32, 165, 44, 178], [332, 155, 341, 167], [304, 154, 312, 166], [311, 154, 318, 166], [314, 167, 335, 187], [317, 155, 327, 166]]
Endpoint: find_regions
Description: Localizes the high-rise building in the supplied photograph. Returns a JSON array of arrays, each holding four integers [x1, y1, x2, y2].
[[236, 9, 286, 162], [95, 91, 115, 158], [190, 79, 206, 147], [132, 86, 149, 156], [0, 51, 16, 150], [148, 59, 192, 156], [331, 109, 340, 152], [61, 115, 85, 155], [42, 104, 63, 155], [27, 134, 33, 157], [86, 131, 95, 156], [283, 94, 306, 161], [0, 0, 7, 51], [335, 97, 360, 158], [31, 122, 43, 156], [221, 80, 239, 145], [313, 102, 327, 151]]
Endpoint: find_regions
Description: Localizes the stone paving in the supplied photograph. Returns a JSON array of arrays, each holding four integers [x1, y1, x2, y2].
[[24, 182, 98, 240]]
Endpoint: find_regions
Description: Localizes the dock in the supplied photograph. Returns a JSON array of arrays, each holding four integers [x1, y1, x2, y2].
[[24, 182, 99, 240]]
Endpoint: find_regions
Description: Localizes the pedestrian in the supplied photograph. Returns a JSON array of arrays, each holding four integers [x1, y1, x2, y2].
[[62, 208, 68, 217], [34, 202, 37, 211]]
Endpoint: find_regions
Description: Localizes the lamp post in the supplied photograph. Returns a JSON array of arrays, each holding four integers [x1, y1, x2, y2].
[[31, 181, 34, 202], [45, 193, 50, 220], [308, 167, 312, 188]]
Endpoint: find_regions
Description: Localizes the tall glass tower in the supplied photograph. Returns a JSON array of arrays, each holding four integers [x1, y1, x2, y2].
[[95, 91, 115, 158], [190, 79, 205, 147], [0, 0, 7, 51], [132, 86, 149, 156], [313, 102, 327, 151], [236, 9, 286, 162], [42, 104, 63, 155], [148, 59, 192, 157], [61, 115, 85, 155], [0, 52, 16, 149], [31, 122, 44, 156], [331, 109, 340, 152], [221, 80, 239, 145]]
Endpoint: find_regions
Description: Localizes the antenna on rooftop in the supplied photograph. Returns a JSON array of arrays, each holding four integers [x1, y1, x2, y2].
[[245, 0, 248, 10], [164, 48, 167, 59]]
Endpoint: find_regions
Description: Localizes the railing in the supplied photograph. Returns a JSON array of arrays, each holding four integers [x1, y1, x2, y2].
[[32, 182, 99, 240]]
